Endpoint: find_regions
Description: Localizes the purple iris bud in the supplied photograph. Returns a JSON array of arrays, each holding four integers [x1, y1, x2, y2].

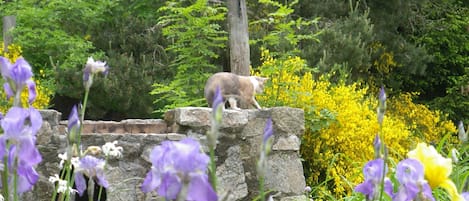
[[355, 159, 393, 200], [263, 118, 273, 144], [212, 86, 223, 111], [0, 57, 36, 104], [394, 159, 434, 201], [379, 86, 386, 103], [373, 134, 381, 158], [377, 87, 386, 125], [74, 155, 109, 196], [141, 138, 217, 201], [0, 107, 43, 193]]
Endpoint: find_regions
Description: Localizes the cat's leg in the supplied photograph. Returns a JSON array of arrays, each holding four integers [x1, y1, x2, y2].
[[228, 97, 241, 110], [252, 98, 262, 109]]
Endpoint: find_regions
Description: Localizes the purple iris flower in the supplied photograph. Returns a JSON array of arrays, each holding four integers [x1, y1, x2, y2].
[[355, 159, 393, 200], [83, 57, 109, 90], [263, 118, 273, 144], [0, 107, 43, 193], [394, 159, 434, 201], [141, 138, 217, 201], [74, 155, 109, 196], [0, 57, 36, 104]]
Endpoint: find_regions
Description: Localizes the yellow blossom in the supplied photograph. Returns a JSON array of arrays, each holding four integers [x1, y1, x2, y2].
[[408, 143, 464, 201]]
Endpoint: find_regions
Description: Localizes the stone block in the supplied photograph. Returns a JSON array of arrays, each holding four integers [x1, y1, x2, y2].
[[122, 119, 167, 134], [272, 135, 301, 151], [271, 107, 305, 136], [265, 152, 306, 195]]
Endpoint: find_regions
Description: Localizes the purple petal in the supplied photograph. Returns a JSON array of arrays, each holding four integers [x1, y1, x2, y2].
[[363, 159, 386, 179], [170, 138, 209, 173], [16, 164, 39, 193], [158, 173, 182, 200], [75, 172, 86, 196], [18, 136, 42, 165], [263, 118, 273, 144], [78, 155, 105, 171], [373, 134, 381, 158], [354, 180, 374, 200], [27, 80, 36, 104], [28, 108, 42, 135], [384, 178, 394, 198], [3, 83, 13, 100], [396, 159, 424, 184], [96, 172, 109, 188], [212, 86, 223, 110], [141, 168, 161, 193], [1, 107, 28, 137], [68, 105, 80, 133], [0, 56, 12, 79], [187, 174, 218, 201], [379, 86, 386, 102], [10, 58, 33, 85]]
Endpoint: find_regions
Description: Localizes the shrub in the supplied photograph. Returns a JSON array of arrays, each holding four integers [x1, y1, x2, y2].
[[254, 48, 457, 199]]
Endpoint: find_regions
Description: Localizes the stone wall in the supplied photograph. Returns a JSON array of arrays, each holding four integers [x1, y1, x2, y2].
[[24, 107, 306, 201]]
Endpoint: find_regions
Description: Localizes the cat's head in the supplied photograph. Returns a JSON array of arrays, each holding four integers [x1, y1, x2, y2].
[[251, 76, 269, 94]]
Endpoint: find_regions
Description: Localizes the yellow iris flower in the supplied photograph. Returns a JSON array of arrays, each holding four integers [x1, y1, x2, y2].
[[407, 143, 464, 201]]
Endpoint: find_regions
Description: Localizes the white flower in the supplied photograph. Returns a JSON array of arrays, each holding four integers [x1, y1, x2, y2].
[[58, 152, 80, 168], [102, 140, 123, 158], [58, 153, 67, 168], [71, 156, 80, 167], [48, 174, 77, 194]]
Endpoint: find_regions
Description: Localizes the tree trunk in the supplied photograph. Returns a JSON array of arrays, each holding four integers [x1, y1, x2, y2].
[[3, 15, 16, 52], [227, 0, 250, 76]]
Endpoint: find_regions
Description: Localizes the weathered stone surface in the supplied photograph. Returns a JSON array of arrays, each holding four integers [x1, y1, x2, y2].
[[24, 107, 306, 201], [265, 152, 306, 195], [216, 145, 248, 201], [122, 119, 167, 134], [272, 135, 301, 151], [166, 107, 249, 132], [271, 107, 304, 136]]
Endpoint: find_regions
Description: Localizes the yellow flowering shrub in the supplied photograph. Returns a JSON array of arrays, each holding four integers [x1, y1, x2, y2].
[[388, 92, 457, 144], [253, 48, 457, 199], [0, 42, 52, 112]]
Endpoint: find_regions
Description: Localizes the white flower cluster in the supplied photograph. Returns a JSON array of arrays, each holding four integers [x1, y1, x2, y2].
[[48, 174, 77, 194], [58, 153, 79, 168], [102, 140, 123, 158]]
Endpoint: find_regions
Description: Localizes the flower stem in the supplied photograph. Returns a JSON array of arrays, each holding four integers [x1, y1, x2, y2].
[[378, 124, 386, 201], [209, 145, 217, 192], [78, 87, 91, 157], [13, 158, 18, 201], [3, 155, 9, 201]]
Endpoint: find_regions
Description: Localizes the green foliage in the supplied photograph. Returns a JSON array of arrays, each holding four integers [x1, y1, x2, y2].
[[81, 0, 168, 119], [0, 0, 108, 104], [302, 6, 375, 83], [249, 0, 320, 68], [408, 1, 469, 124], [150, 0, 227, 115]]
